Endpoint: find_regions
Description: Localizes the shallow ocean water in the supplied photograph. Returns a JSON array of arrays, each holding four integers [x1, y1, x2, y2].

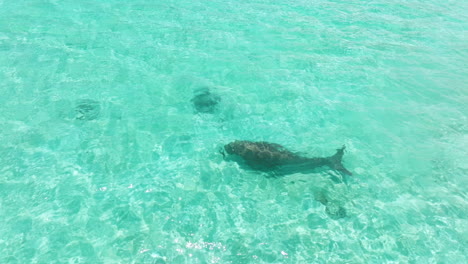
[[0, 0, 467, 263]]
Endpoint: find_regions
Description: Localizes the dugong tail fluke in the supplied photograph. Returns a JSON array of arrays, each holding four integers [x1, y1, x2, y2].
[[327, 146, 352, 176]]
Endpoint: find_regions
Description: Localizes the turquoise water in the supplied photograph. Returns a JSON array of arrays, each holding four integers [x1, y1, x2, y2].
[[1, 0, 467, 263]]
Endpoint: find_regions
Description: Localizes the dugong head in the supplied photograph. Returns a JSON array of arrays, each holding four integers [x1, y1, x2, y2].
[[224, 141, 245, 155]]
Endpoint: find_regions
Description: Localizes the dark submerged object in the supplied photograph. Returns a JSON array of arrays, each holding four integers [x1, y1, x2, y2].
[[223, 141, 352, 176], [75, 99, 100, 120], [191, 88, 221, 113], [314, 192, 347, 220]]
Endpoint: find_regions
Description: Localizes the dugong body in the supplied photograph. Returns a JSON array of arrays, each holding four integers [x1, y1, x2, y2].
[[223, 141, 352, 176]]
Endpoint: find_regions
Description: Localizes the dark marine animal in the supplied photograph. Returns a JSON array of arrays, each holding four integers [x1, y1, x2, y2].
[[314, 191, 347, 220], [223, 141, 352, 176], [191, 87, 221, 113], [75, 99, 100, 120]]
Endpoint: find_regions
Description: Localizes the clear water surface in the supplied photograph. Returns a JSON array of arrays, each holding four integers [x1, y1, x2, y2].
[[0, 0, 467, 263]]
